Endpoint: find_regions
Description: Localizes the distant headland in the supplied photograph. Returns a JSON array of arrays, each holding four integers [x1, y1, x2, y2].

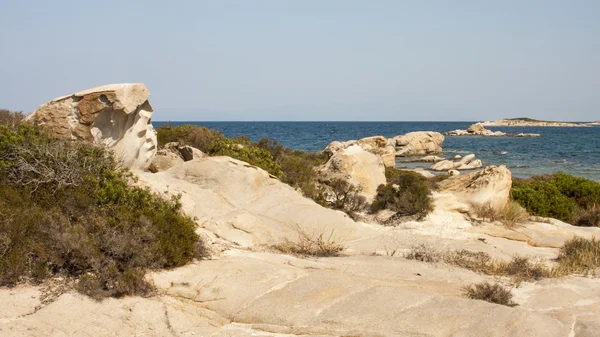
[[481, 117, 590, 127]]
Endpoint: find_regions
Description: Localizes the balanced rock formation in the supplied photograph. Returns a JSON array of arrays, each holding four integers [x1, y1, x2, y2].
[[430, 153, 482, 171], [439, 165, 512, 212], [392, 131, 444, 156], [25, 83, 157, 170], [319, 144, 386, 201]]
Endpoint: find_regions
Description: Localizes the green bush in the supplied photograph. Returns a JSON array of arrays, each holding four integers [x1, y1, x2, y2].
[[512, 173, 600, 225], [156, 125, 328, 203], [0, 125, 205, 299], [371, 169, 434, 218]]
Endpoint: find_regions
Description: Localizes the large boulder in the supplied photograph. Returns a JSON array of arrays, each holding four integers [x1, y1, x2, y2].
[[25, 83, 157, 170], [319, 144, 386, 201], [392, 131, 444, 156], [324, 136, 396, 168], [439, 165, 512, 212]]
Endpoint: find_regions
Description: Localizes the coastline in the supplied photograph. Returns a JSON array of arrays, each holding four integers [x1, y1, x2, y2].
[[481, 119, 590, 127]]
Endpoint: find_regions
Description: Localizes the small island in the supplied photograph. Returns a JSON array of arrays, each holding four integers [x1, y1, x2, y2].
[[481, 117, 590, 127]]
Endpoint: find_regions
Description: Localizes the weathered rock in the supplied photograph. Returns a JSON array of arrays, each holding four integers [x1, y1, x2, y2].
[[430, 153, 483, 171], [324, 136, 395, 168], [149, 142, 206, 172], [448, 169, 460, 176], [439, 165, 512, 212], [149, 149, 184, 173], [403, 155, 446, 163], [25, 83, 157, 170], [453, 154, 462, 160], [319, 144, 386, 200], [393, 132, 444, 156], [467, 123, 486, 133]]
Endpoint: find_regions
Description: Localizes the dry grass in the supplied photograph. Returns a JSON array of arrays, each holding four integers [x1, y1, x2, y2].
[[404, 244, 550, 282], [273, 226, 344, 257], [553, 237, 600, 276], [473, 201, 529, 228], [463, 282, 517, 307]]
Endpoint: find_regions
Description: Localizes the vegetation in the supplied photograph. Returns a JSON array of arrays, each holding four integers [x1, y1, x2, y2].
[[0, 115, 205, 299], [0, 109, 24, 128], [512, 173, 600, 226], [371, 168, 434, 219], [473, 201, 529, 228], [325, 178, 366, 219], [553, 237, 600, 276], [273, 226, 344, 257], [156, 124, 328, 203], [405, 244, 548, 282], [463, 282, 517, 307]]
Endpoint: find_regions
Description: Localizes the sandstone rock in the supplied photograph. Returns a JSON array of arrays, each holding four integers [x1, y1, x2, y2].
[[453, 154, 462, 160], [467, 123, 485, 133], [323, 137, 395, 168], [393, 132, 444, 156], [439, 165, 512, 212], [430, 154, 483, 171], [25, 83, 157, 170], [319, 144, 386, 200], [448, 169, 460, 176], [403, 155, 446, 163], [149, 149, 184, 173], [357, 135, 387, 149]]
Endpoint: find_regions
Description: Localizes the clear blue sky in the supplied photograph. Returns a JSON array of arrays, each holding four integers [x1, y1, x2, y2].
[[1, 0, 598, 121]]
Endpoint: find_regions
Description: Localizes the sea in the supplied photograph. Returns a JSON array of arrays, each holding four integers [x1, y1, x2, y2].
[[152, 121, 600, 182]]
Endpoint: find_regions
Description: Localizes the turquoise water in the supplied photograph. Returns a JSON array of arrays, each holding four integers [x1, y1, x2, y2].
[[153, 121, 600, 181]]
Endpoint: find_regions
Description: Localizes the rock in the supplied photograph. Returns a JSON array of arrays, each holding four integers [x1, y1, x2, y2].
[[448, 169, 460, 176], [467, 123, 485, 133], [453, 154, 462, 160], [439, 165, 512, 212], [319, 144, 386, 201], [324, 137, 395, 168], [430, 154, 483, 171], [149, 149, 184, 173], [179, 145, 205, 161], [516, 133, 541, 137], [402, 155, 446, 163], [25, 83, 157, 170], [393, 132, 444, 157], [357, 135, 387, 149]]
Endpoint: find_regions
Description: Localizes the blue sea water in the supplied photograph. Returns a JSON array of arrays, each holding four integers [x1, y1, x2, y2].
[[153, 121, 600, 181]]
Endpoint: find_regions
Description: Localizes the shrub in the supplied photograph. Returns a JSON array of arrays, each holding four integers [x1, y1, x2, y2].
[[325, 178, 366, 217], [574, 203, 600, 227], [371, 170, 433, 218], [463, 282, 517, 307], [553, 237, 600, 275], [273, 226, 344, 257], [156, 123, 224, 153], [210, 138, 283, 177], [0, 109, 24, 128], [512, 173, 600, 225], [0, 125, 205, 299]]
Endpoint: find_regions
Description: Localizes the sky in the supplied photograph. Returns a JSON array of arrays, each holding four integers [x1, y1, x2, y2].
[[0, 0, 599, 121]]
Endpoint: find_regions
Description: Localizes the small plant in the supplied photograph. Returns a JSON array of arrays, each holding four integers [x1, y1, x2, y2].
[[404, 243, 438, 262], [324, 178, 366, 218], [463, 282, 517, 307], [273, 226, 344, 257], [553, 237, 600, 275], [370, 172, 433, 219], [574, 203, 600, 227], [498, 201, 529, 227]]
